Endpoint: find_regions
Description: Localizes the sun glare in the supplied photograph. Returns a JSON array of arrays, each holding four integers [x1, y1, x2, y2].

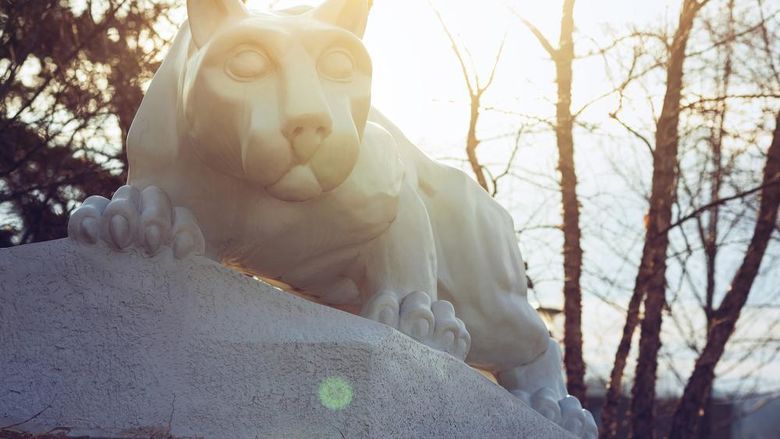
[[318, 376, 354, 411]]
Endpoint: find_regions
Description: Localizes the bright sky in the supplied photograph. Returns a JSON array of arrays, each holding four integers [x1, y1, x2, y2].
[[239, 0, 780, 396]]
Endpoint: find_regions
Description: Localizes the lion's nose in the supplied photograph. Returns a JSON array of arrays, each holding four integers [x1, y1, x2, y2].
[[282, 56, 334, 162], [283, 116, 332, 162]]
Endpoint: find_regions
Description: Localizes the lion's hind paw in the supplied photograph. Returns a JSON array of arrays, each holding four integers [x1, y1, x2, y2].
[[68, 185, 204, 259], [512, 389, 597, 439]]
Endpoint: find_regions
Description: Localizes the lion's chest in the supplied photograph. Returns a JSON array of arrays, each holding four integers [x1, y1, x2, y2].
[[161, 164, 394, 278]]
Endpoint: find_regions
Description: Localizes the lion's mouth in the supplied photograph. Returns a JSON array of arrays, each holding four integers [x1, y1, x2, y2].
[[265, 163, 323, 202], [262, 134, 325, 202], [260, 133, 358, 202]]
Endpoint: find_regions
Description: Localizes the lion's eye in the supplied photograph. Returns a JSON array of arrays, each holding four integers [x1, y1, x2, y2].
[[226, 49, 271, 81], [318, 49, 354, 82]]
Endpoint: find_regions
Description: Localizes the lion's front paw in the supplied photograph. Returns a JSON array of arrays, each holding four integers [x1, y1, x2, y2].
[[68, 185, 205, 259], [361, 290, 471, 361], [512, 389, 597, 438]]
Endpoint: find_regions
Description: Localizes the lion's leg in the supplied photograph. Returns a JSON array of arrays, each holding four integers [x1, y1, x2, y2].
[[357, 180, 471, 360], [474, 295, 597, 437]]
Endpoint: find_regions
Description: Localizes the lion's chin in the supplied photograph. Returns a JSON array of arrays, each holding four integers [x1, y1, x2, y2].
[[265, 164, 323, 202]]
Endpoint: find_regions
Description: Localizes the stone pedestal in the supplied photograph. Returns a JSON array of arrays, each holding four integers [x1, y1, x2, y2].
[[0, 239, 570, 438]]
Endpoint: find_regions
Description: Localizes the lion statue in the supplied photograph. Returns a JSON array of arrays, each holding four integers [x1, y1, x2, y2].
[[68, 0, 596, 436]]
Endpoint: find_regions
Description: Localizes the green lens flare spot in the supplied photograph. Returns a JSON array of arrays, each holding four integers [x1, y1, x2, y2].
[[318, 376, 353, 411]]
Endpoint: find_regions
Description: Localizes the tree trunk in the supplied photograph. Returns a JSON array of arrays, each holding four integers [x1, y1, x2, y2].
[[554, 0, 586, 403], [668, 110, 780, 439], [629, 3, 703, 437], [599, 278, 646, 438], [600, 2, 706, 438], [516, 1, 586, 402]]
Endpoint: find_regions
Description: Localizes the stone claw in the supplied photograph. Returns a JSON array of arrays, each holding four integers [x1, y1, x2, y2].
[[172, 206, 205, 259], [68, 195, 110, 245], [531, 387, 563, 424], [399, 291, 434, 340]]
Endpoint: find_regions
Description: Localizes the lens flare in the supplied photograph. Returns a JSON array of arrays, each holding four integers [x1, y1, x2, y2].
[[318, 376, 353, 411]]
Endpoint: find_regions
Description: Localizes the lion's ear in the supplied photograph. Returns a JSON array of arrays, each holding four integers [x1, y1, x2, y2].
[[187, 0, 247, 48], [312, 0, 369, 38]]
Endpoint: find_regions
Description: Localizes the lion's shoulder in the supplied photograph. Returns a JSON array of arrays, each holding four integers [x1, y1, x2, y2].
[[331, 121, 405, 201]]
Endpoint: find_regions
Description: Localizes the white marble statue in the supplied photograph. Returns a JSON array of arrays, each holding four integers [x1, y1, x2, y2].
[[67, 0, 596, 436]]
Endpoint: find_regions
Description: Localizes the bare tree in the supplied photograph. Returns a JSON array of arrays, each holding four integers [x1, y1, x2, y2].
[[668, 109, 780, 438], [629, 1, 710, 436], [599, 1, 710, 438], [429, 1, 505, 193], [672, 3, 735, 435], [512, 0, 586, 402], [664, 3, 780, 430]]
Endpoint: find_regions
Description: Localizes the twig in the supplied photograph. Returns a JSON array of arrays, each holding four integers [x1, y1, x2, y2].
[[608, 112, 655, 156], [662, 177, 780, 235], [167, 393, 176, 433], [0, 402, 52, 430]]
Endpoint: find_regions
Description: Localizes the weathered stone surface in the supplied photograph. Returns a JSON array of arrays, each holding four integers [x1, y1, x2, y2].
[[0, 239, 570, 438]]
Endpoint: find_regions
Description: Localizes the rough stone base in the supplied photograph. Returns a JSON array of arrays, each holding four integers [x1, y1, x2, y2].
[[0, 239, 570, 438]]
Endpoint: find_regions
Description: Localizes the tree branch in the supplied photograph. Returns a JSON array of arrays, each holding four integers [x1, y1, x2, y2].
[[509, 8, 557, 58], [429, 1, 475, 96], [608, 112, 654, 156], [662, 177, 780, 235], [479, 33, 507, 94]]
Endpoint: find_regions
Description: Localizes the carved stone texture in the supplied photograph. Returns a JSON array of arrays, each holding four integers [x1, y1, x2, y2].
[[0, 239, 573, 438]]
